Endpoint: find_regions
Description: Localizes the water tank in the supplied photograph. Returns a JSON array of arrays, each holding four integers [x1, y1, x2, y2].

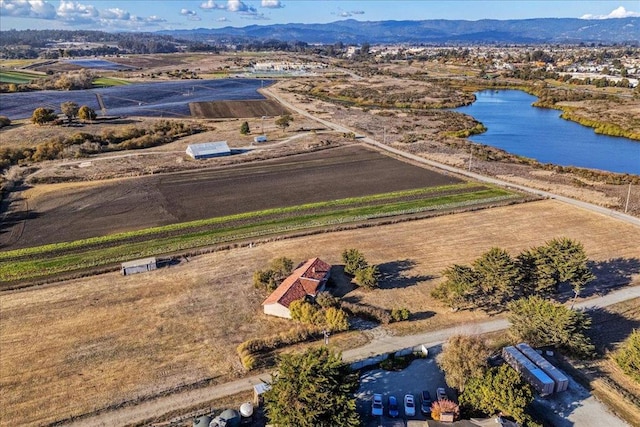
[[240, 402, 254, 418], [193, 415, 212, 427], [209, 409, 241, 427]]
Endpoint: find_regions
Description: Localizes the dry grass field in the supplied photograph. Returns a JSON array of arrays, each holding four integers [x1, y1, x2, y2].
[[1, 199, 639, 426]]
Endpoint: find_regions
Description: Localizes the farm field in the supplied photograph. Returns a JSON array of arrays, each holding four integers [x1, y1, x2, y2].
[[1, 199, 639, 426], [0, 70, 45, 84], [2, 145, 463, 249], [0, 78, 271, 120], [0, 146, 524, 284]]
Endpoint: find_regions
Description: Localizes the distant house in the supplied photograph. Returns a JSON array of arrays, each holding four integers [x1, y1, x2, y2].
[[262, 258, 332, 319], [121, 257, 157, 276], [186, 141, 231, 159]]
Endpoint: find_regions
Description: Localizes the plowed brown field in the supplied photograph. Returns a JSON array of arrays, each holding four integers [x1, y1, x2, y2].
[[1, 145, 461, 249]]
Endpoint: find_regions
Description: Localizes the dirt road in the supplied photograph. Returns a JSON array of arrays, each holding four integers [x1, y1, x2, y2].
[[63, 286, 640, 427]]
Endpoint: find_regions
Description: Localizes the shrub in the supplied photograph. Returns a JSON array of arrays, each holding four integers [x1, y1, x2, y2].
[[613, 329, 640, 383], [0, 116, 11, 128], [31, 107, 57, 125], [431, 399, 460, 421], [78, 105, 97, 121], [240, 121, 250, 135], [342, 248, 368, 275], [391, 307, 411, 322], [324, 307, 349, 332], [315, 291, 340, 308], [355, 265, 380, 289], [340, 301, 391, 324], [289, 300, 321, 325]]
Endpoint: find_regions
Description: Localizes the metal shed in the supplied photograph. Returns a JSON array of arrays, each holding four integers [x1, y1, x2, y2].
[[186, 141, 231, 159], [121, 257, 157, 276]]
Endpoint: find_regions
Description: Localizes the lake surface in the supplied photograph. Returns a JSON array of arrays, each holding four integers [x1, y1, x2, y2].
[[455, 90, 640, 175], [0, 79, 271, 120]]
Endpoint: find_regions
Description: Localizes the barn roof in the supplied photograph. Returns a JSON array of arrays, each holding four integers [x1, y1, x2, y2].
[[262, 258, 331, 308], [186, 141, 230, 157], [121, 257, 157, 268]]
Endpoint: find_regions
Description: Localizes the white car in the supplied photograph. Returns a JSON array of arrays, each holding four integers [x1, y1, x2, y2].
[[371, 393, 384, 417], [404, 393, 416, 417]]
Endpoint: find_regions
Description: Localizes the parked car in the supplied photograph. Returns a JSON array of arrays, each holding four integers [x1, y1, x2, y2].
[[404, 394, 416, 417], [420, 390, 432, 415], [436, 387, 448, 401], [388, 395, 399, 418], [371, 393, 384, 417]]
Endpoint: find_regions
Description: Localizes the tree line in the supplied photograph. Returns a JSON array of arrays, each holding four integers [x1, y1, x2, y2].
[[432, 237, 594, 313]]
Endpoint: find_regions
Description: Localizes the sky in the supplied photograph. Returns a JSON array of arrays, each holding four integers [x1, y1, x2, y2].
[[1, 0, 640, 32]]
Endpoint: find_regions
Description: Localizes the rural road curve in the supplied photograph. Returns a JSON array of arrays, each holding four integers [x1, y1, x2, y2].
[[262, 88, 640, 228], [64, 285, 640, 427]]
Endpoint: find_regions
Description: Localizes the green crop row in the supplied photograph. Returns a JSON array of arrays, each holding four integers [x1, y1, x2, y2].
[[0, 187, 516, 282], [0, 183, 478, 261]]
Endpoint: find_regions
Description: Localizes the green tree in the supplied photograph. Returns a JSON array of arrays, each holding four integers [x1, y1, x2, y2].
[[264, 347, 360, 427], [508, 296, 595, 358], [31, 107, 57, 125], [77, 105, 97, 121], [437, 335, 491, 392], [275, 114, 293, 133], [253, 257, 294, 292], [289, 300, 322, 325], [355, 265, 379, 290], [240, 120, 250, 135], [460, 364, 534, 424], [431, 264, 477, 311], [324, 307, 349, 332], [517, 246, 559, 296], [60, 101, 79, 124], [473, 247, 520, 310], [613, 329, 640, 383], [342, 248, 368, 275], [544, 237, 594, 302]]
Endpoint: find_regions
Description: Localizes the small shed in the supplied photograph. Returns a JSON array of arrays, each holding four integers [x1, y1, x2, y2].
[[253, 135, 267, 143], [121, 257, 157, 276], [186, 141, 231, 159], [253, 382, 270, 406]]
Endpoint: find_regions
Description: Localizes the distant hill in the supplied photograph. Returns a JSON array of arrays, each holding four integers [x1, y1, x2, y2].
[[160, 17, 639, 45]]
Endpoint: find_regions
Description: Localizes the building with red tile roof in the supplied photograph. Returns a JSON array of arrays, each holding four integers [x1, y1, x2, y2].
[[262, 258, 332, 319]]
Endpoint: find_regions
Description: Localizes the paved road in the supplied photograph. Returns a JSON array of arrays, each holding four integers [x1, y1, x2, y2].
[[64, 286, 640, 427], [261, 88, 640, 228]]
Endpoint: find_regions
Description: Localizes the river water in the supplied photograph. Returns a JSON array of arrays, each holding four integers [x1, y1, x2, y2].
[[455, 90, 640, 175]]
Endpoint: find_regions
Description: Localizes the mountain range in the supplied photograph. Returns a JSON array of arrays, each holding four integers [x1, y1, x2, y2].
[[161, 17, 639, 45]]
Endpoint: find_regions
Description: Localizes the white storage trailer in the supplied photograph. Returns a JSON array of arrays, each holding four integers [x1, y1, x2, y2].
[[516, 343, 569, 393], [502, 346, 555, 396], [121, 257, 157, 275]]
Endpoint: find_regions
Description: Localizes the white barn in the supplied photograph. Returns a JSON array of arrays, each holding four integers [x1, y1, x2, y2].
[[186, 141, 231, 159]]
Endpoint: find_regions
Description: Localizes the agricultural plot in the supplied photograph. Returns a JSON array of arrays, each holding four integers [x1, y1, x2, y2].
[[0, 78, 272, 120], [1, 200, 638, 427], [0, 146, 522, 283], [0, 70, 44, 84], [64, 59, 134, 71]]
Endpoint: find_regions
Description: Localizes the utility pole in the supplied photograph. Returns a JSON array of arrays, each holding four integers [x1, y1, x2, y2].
[[383, 127, 386, 145], [625, 183, 632, 213]]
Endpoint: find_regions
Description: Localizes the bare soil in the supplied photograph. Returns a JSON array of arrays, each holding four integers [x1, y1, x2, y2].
[[1, 145, 462, 249], [1, 199, 638, 426], [189, 99, 289, 118]]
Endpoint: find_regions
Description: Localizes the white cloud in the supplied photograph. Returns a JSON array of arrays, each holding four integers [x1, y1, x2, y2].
[[217, 16, 229, 22], [261, 0, 283, 8], [332, 8, 365, 18], [581, 6, 640, 19], [180, 8, 201, 20], [227, 0, 255, 13], [200, 0, 225, 10], [57, 0, 98, 23], [100, 7, 129, 20], [0, 0, 57, 19], [146, 15, 166, 23]]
